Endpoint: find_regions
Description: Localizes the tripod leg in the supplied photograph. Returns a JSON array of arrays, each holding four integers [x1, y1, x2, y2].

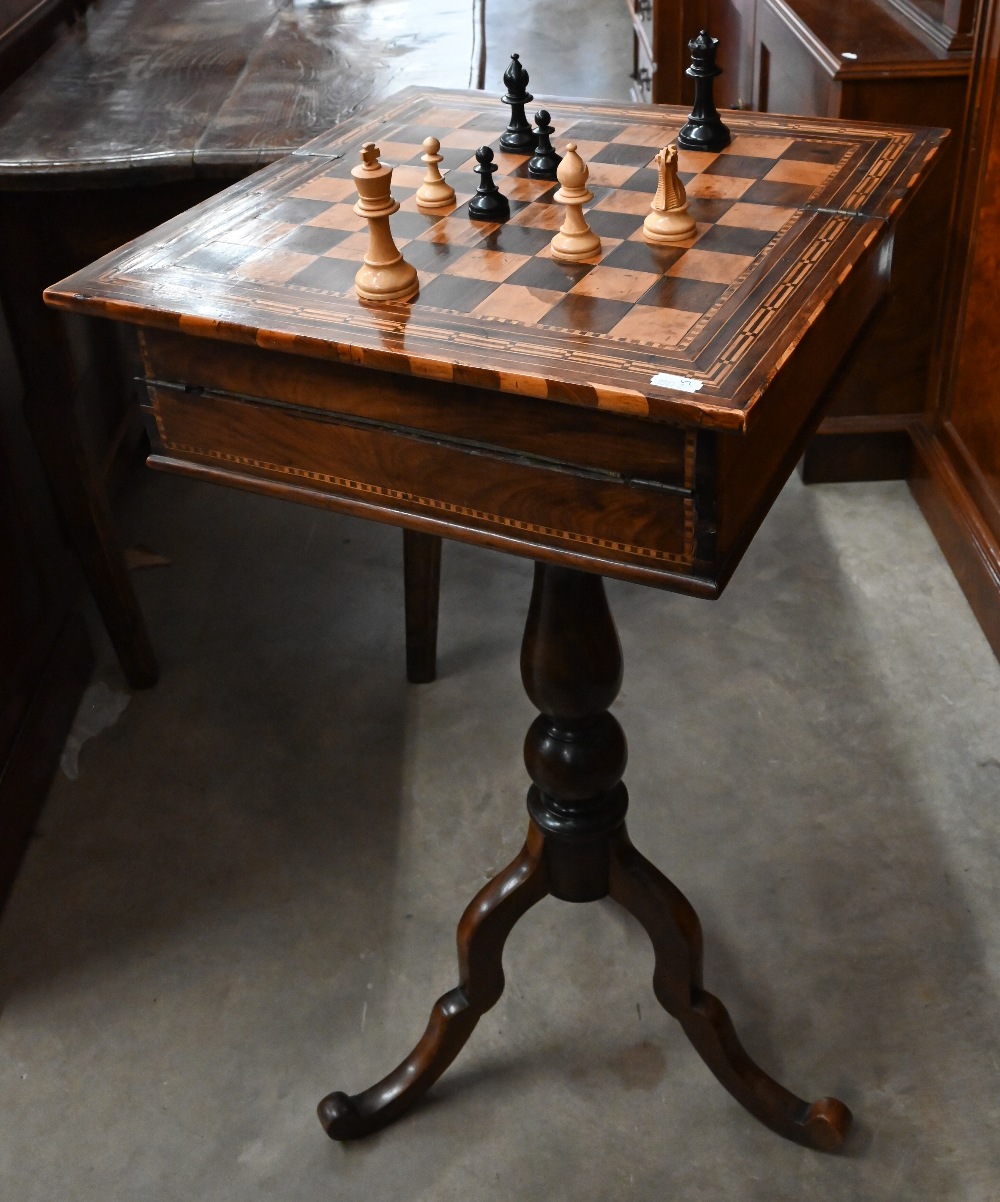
[[319, 825, 550, 1139], [608, 830, 851, 1151]]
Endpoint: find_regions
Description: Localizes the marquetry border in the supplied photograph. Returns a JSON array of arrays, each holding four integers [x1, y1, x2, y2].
[[161, 439, 698, 567]]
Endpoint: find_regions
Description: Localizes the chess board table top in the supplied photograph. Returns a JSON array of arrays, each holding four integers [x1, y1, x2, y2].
[[45, 89, 944, 594], [46, 88, 945, 435]]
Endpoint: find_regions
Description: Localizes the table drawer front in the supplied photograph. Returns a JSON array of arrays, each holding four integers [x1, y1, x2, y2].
[[145, 384, 696, 576], [139, 330, 692, 490]]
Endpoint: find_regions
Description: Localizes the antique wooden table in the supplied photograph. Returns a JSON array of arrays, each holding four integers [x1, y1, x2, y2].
[[0, 0, 476, 689], [45, 88, 944, 1151]]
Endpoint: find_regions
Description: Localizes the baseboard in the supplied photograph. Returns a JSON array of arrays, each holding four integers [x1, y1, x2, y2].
[[0, 610, 93, 911], [800, 426, 915, 484], [909, 423, 1000, 660]]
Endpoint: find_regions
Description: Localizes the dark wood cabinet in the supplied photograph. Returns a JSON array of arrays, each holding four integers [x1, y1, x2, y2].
[[637, 0, 972, 481], [0, 330, 93, 910], [912, 0, 1000, 658], [625, 0, 707, 103], [0, 0, 93, 909]]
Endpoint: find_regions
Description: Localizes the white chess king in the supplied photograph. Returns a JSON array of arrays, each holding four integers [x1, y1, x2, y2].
[[352, 142, 419, 303]]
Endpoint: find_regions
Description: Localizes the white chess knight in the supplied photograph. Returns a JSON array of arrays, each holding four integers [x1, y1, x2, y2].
[[550, 143, 602, 261], [643, 145, 698, 243]]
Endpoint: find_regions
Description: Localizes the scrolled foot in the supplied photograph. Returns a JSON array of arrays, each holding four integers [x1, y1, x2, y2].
[[609, 830, 852, 1151], [317, 832, 549, 1141], [317, 1091, 364, 1141], [801, 1096, 852, 1152]]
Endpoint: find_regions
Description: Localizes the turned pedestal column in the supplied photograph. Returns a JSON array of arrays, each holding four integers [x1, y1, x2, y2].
[[318, 563, 850, 1151]]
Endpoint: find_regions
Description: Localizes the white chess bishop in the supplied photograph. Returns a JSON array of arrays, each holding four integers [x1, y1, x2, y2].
[[550, 143, 602, 262]]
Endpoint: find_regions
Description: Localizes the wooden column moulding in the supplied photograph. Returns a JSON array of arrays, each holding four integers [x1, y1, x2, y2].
[[910, 0, 1000, 660]]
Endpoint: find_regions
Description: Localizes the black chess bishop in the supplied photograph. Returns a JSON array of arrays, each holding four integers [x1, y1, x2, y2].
[[500, 53, 537, 154]]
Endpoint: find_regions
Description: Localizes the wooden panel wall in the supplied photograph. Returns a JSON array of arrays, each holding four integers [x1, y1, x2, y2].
[[911, 0, 1000, 658], [704, 0, 971, 484]]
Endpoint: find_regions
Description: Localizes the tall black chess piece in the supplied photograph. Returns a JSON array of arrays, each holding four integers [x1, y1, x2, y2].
[[677, 30, 731, 154], [500, 53, 537, 154], [527, 111, 562, 180], [468, 146, 510, 222]]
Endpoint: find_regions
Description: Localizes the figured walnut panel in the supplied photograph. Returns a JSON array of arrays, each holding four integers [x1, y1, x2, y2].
[[145, 384, 698, 583], [138, 329, 693, 488]]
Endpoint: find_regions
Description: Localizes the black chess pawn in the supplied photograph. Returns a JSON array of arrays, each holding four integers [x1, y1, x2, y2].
[[500, 53, 537, 154], [468, 146, 510, 222], [677, 30, 731, 153], [527, 110, 562, 180]]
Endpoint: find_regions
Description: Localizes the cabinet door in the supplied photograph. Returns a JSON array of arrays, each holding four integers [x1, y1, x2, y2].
[[640, 0, 707, 103], [711, 0, 758, 109]]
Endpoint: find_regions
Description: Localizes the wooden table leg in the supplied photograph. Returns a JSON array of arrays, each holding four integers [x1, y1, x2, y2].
[[403, 529, 441, 684], [318, 562, 851, 1150]]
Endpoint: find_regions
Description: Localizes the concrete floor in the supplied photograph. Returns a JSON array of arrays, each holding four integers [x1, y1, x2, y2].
[[3, 5, 1000, 1200], [3, 469, 1000, 1201]]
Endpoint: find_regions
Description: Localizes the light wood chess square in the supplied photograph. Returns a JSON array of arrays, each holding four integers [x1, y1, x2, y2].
[[557, 140, 607, 163], [470, 283, 563, 323], [764, 159, 838, 186], [444, 248, 533, 282], [414, 105, 472, 130], [716, 202, 798, 232], [588, 161, 646, 188], [724, 134, 795, 159], [569, 265, 660, 303], [289, 175, 357, 203], [667, 248, 754, 285], [232, 250, 317, 284], [607, 305, 700, 345], [391, 165, 427, 189], [685, 174, 756, 201], [613, 123, 683, 148], [676, 149, 720, 173], [506, 176, 559, 201], [592, 189, 653, 216], [439, 129, 496, 151]]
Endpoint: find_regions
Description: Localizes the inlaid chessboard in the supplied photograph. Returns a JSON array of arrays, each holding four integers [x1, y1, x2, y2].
[[47, 88, 944, 431]]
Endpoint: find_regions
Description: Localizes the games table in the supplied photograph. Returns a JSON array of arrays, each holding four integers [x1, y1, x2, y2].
[[45, 87, 944, 1151]]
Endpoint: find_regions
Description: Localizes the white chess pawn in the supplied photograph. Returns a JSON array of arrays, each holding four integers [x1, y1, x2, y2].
[[550, 142, 602, 262], [415, 137, 456, 209], [351, 142, 419, 303], [643, 145, 697, 243]]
